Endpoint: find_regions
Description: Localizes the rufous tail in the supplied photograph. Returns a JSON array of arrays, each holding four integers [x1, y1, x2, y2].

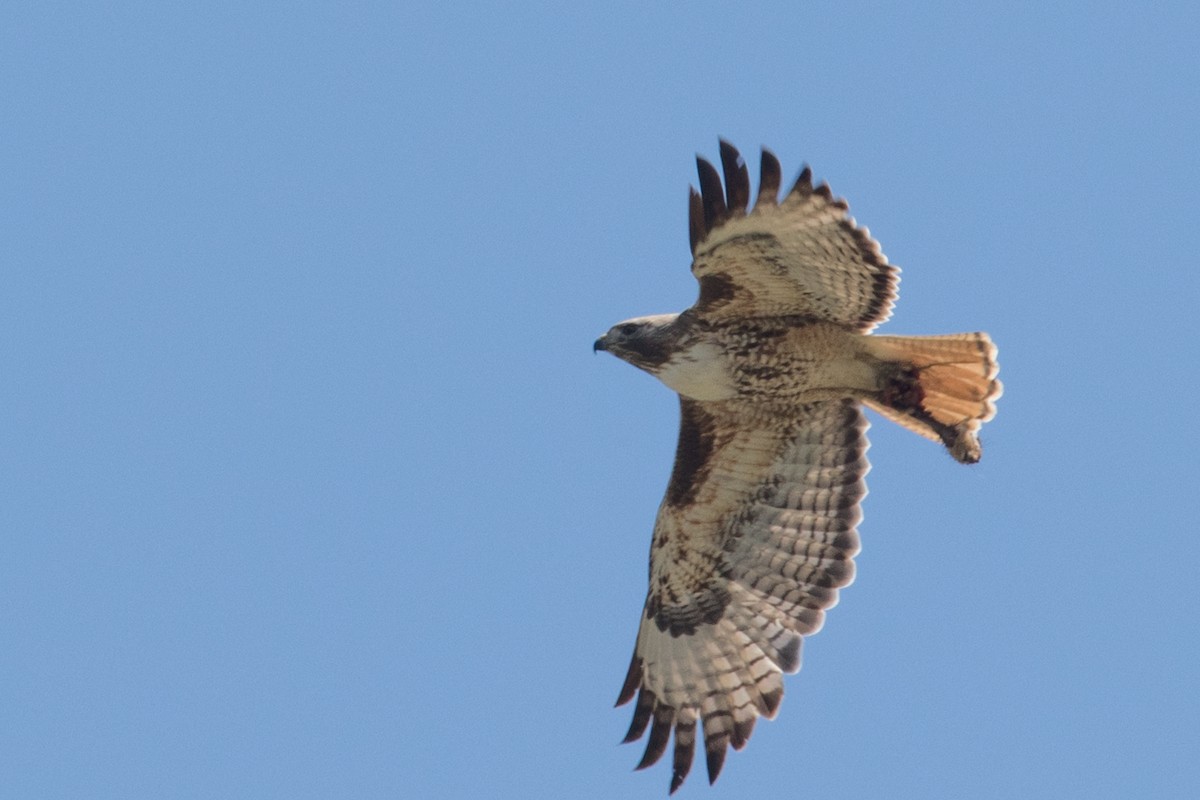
[[863, 333, 1002, 464]]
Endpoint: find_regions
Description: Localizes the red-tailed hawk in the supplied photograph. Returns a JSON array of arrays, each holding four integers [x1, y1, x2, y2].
[[595, 141, 1001, 793]]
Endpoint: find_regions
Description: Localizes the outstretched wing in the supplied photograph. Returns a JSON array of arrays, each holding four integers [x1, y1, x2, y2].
[[617, 397, 869, 792], [688, 141, 899, 330]]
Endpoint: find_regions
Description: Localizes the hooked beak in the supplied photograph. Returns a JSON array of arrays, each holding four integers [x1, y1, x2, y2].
[[593, 335, 608, 353]]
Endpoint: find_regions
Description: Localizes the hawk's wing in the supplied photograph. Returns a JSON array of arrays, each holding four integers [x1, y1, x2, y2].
[[617, 397, 869, 792], [688, 141, 898, 330]]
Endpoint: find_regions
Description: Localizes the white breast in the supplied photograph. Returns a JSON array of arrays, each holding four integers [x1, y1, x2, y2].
[[655, 343, 738, 401]]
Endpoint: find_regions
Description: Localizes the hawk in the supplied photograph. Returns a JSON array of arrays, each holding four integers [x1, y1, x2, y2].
[[594, 141, 1001, 793]]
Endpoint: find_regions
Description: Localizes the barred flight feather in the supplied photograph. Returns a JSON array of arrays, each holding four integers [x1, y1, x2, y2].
[[689, 142, 898, 330], [617, 399, 869, 791]]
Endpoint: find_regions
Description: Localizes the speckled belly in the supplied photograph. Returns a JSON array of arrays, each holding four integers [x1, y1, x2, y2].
[[726, 321, 881, 403]]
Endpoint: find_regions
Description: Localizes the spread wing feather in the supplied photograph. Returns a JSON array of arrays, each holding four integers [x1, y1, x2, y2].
[[617, 397, 869, 792], [689, 141, 899, 331]]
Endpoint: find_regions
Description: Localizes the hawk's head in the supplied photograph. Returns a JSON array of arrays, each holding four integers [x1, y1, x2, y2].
[[595, 312, 736, 402], [594, 314, 681, 373]]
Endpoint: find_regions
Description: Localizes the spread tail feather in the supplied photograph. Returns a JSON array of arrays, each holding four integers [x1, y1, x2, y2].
[[864, 333, 1002, 463]]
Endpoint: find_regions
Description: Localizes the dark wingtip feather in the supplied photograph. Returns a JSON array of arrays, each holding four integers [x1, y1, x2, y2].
[[760, 686, 784, 718], [622, 689, 655, 743], [688, 187, 704, 254], [668, 719, 696, 794], [705, 739, 728, 785], [790, 165, 814, 196], [718, 139, 750, 215], [616, 653, 642, 706], [776, 633, 802, 673], [695, 156, 727, 232], [635, 709, 674, 771], [757, 148, 781, 207], [730, 716, 756, 751]]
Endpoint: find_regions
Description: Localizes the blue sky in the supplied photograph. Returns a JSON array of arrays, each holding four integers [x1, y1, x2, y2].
[[4, 2, 1199, 798]]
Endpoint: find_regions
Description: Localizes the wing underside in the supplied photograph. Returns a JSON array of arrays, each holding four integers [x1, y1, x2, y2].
[[618, 397, 869, 792], [689, 141, 899, 331]]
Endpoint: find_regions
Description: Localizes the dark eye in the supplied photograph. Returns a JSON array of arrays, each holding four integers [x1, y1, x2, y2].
[[618, 323, 638, 337]]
